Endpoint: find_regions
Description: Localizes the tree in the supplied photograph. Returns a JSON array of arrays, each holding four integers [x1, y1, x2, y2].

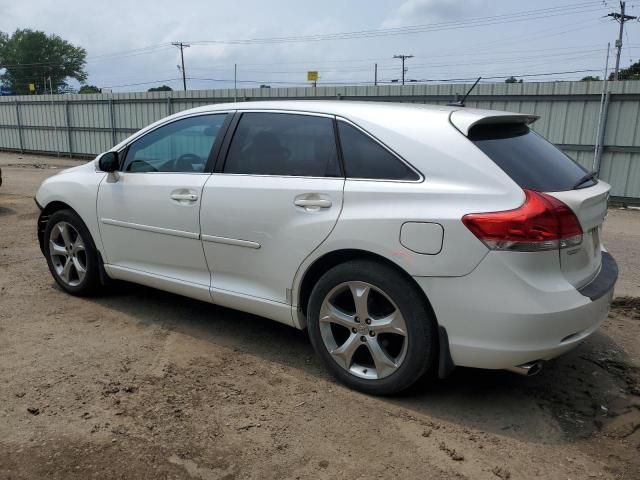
[[505, 76, 523, 83], [78, 85, 101, 93], [147, 85, 172, 92], [609, 60, 640, 81], [0, 29, 87, 95], [580, 75, 601, 82]]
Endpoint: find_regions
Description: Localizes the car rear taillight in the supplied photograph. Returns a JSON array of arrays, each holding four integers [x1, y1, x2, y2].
[[461, 190, 583, 252]]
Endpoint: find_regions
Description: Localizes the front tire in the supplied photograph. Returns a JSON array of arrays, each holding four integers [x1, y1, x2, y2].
[[307, 260, 436, 395], [43, 209, 100, 296]]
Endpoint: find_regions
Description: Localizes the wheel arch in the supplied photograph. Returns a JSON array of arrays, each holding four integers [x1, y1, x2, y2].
[[296, 248, 454, 379], [38, 200, 110, 285], [297, 248, 437, 323], [37, 200, 76, 255]]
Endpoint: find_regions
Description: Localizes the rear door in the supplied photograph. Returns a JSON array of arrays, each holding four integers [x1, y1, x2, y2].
[[468, 122, 610, 289], [200, 111, 345, 304]]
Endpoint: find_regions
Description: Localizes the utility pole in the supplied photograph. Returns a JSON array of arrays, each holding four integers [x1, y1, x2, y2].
[[594, 43, 611, 173], [393, 54, 413, 85], [374, 63, 378, 86], [607, 1, 637, 80], [43, 76, 53, 94], [234, 64, 237, 102], [172, 42, 190, 91]]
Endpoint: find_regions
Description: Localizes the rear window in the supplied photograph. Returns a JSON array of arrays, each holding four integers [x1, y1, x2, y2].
[[469, 123, 595, 192]]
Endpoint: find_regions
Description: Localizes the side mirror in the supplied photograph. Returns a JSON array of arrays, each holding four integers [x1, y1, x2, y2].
[[98, 151, 119, 172]]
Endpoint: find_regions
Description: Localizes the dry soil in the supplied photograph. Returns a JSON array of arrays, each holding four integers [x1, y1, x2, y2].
[[1, 153, 639, 479]]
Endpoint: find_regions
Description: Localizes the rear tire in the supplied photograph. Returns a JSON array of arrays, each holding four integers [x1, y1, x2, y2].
[[307, 260, 436, 395], [43, 209, 101, 296]]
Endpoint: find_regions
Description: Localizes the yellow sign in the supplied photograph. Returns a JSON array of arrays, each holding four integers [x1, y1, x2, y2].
[[307, 71, 318, 82], [28, 83, 36, 92]]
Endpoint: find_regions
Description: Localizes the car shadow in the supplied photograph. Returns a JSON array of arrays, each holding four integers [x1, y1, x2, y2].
[[86, 280, 636, 446], [0, 205, 17, 217]]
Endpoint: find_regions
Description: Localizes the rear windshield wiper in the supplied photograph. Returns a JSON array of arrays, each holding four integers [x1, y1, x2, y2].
[[573, 170, 598, 189]]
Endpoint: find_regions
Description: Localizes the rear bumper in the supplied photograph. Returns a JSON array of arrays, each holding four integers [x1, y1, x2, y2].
[[578, 251, 617, 301], [416, 250, 617, 370]]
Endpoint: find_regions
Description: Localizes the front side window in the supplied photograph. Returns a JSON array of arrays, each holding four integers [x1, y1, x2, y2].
[[123, 114, 227, 173], [223, 113, 341, 177], [337, 121, 420, 181]]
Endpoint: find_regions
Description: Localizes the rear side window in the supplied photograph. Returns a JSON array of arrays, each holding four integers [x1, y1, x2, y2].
[[224, 113, 341, 177], [469, 123, 595, 192], [337, 122, 419, 181]]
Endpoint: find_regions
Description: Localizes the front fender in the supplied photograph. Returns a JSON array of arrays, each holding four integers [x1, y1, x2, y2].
[[35, 161, 107, 256]]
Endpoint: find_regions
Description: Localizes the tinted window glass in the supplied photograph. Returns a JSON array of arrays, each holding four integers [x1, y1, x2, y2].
[[469, 123, 595, 192], [224, 113, 340, 177], [337, 122, 419, 181], [124, 114, 226, 173]]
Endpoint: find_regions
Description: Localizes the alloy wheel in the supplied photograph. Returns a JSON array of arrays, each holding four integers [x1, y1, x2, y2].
[[319, 281, 408, 380], [49, 221, 87, 287]]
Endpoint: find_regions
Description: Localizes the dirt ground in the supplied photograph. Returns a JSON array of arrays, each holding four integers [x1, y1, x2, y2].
[[1, 152, 639, 480]]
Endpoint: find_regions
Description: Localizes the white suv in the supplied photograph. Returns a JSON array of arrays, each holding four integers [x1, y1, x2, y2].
[[35, 101, 617, 395]]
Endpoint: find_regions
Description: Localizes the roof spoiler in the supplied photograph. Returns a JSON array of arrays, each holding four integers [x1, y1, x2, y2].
[[449, 110, 539, 137]]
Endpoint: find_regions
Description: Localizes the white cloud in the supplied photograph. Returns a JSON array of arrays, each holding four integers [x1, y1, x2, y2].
[[382, 0, 490, 28]]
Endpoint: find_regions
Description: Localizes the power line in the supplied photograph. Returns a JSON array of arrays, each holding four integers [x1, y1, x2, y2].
[[186, 2, 605, 45], [10, 19, 591, 72], [0, 9, 609, 72], [221, 43, 597, 68], [88, 43, 172, 61], [464, 14, 600, 51], [184, 68, 602, 86], [25, 59, 603, 90], [94, 65, 603, 91], [0, 2, 610, 74], [625, 28, 634, 65], [0, 43, 173, 69], [2, 1, 626, 90], [7, 41, 627, 88], [227, 41, 640, 70], [413, 69, 602, 83], [102, 78, 183, 89], [213, 47, 633, 75]]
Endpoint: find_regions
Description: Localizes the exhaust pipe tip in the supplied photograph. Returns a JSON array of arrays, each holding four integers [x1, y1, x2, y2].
[[505, 360, 544, 377]]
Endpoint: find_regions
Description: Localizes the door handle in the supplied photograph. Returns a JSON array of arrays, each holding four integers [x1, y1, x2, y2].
[[294, 198, 332, 208], [294, 194, 332, 211], [170, 192, 198, 202]]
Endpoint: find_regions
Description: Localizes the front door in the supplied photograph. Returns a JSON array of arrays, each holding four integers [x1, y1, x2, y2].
[[98, 113, 229, 290], [200, 111, 345, 304]]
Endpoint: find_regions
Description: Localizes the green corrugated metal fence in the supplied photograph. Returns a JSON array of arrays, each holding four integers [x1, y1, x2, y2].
[[1, 80, 639, 200]]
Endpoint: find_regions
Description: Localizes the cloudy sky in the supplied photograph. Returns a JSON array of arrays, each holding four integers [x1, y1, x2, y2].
[[0, 0, 638, 91]]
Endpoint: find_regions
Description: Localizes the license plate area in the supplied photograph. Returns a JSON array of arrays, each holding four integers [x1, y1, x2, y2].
[[560, 226, 602, 288]]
